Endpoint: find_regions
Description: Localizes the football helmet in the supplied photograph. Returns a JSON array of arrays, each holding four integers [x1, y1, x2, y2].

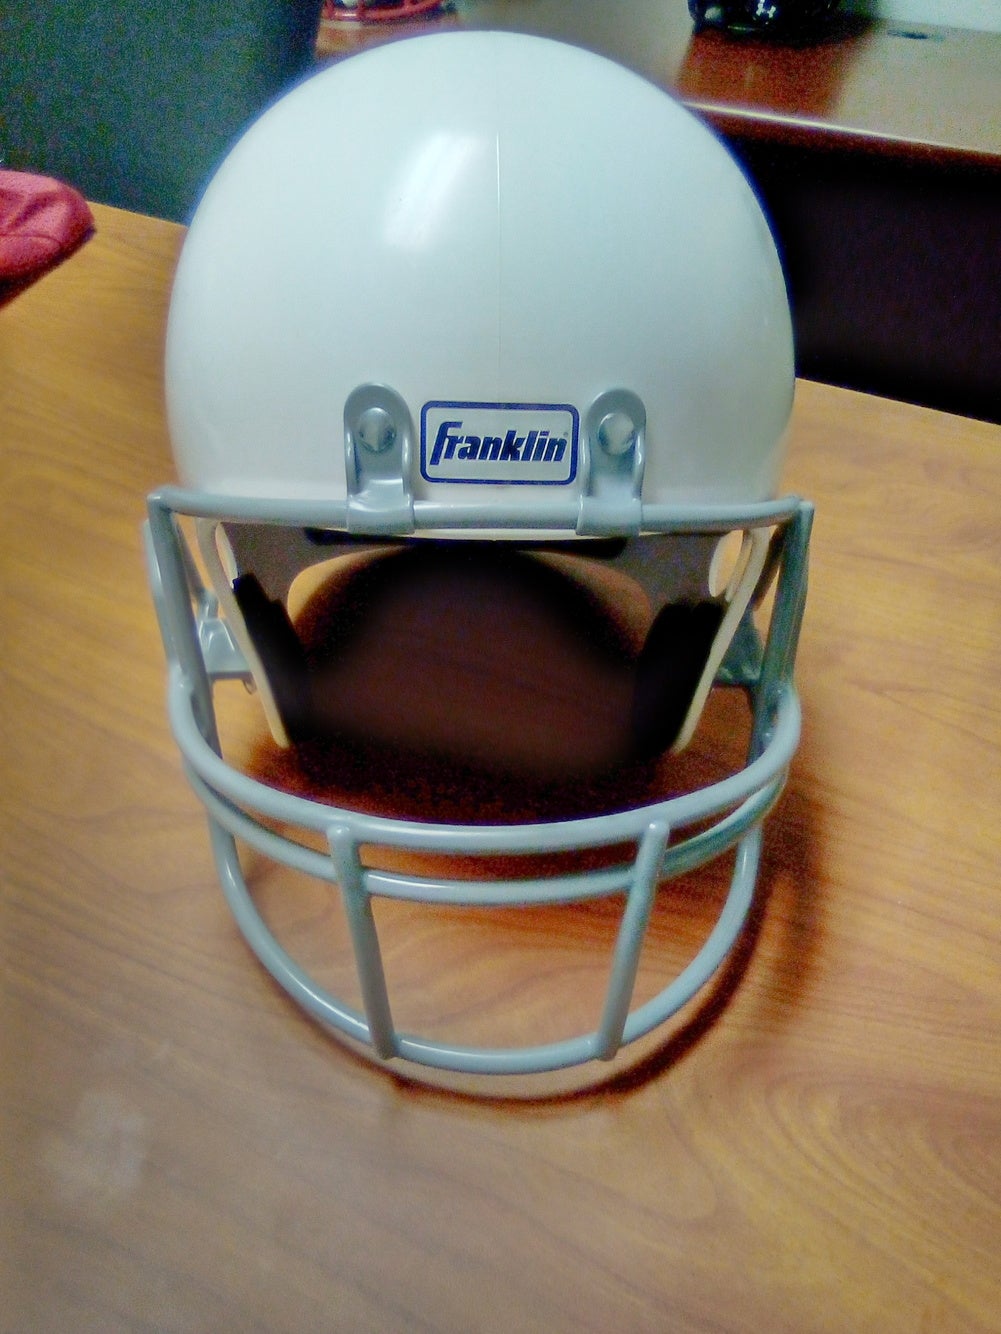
[[146, 31, 811, 1081]]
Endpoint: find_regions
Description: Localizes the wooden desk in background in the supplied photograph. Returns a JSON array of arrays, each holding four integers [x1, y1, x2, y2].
[[2, 205, 999, 1331]]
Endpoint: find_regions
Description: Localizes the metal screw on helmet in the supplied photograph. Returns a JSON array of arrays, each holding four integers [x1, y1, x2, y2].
[[597, 411, 637, 456], [356, 406, 396, 454], [343, 383, 415, 534]]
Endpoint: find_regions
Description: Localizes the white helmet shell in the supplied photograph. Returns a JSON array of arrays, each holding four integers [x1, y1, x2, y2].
[[166, 31, 793, 510]]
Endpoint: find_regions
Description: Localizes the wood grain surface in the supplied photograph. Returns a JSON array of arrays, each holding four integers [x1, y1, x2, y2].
[[2, 204, 999, 1332]]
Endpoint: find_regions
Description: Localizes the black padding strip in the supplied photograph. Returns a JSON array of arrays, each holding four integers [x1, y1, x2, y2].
[[232, 574, 312, 741], [630, 601, 726, 758]]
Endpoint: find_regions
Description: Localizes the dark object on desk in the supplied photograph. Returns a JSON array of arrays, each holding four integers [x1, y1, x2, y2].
[[690, 0, 843, 41], [0, 170, 94, 307]]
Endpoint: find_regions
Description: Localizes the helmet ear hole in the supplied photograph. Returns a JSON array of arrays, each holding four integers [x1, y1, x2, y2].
[[630, 601, 725, 759]]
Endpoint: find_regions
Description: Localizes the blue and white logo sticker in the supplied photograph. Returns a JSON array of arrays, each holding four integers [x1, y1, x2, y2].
[[420, 401, 579, 486]]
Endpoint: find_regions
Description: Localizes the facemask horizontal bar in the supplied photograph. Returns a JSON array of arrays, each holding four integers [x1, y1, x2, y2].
[[150, 485, 804, 536], [184, 755, 786, 908], [168, 661, 800, 852]]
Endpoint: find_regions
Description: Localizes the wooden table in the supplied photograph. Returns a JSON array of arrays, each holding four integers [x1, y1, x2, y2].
[[3, 205, 999, 1332]]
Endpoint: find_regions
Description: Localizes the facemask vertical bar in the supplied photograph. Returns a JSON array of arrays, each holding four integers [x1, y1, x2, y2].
[[621, 823, 763, 1048], [671, 525, 772, 752], [752, 501, 814, 758], [145, 499, 220, 754], [328, 825, 398, 1060], [592, 820, 670, 1060]]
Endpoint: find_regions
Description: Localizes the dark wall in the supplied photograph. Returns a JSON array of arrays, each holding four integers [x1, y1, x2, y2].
[[0, 0, 324, 222]]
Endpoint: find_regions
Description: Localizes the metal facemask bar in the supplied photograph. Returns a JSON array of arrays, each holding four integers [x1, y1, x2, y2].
[[145, 486, 811, 1077]]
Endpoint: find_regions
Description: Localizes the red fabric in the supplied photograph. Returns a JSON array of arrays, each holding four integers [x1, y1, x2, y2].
[[0, 170, 95, 307]]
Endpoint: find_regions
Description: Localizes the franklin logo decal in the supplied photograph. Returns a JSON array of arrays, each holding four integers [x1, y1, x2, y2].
[[421, 401, 579, 486]]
